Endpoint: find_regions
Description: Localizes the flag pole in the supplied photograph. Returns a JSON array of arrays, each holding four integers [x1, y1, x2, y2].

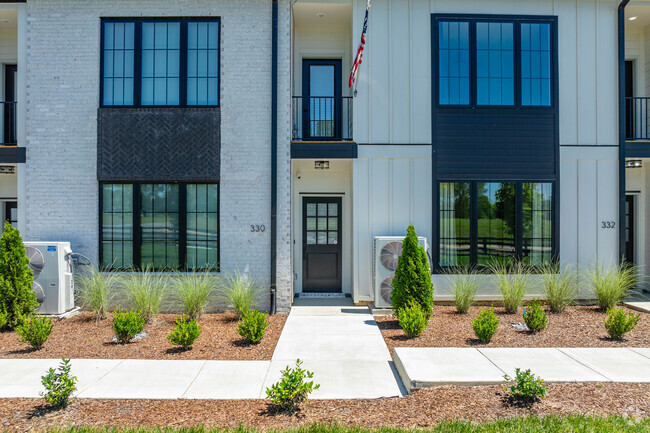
[[353, 0, 370, 97]]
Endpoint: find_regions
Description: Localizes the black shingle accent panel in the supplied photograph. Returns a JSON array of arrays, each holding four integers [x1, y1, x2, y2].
[[435, 109, 556, 179], [97, 107, 220, 182]]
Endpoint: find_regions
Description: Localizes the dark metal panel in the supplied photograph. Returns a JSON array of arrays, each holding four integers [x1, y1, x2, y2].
[[0, 146, 25, 163], [291, 142, 357, 159], [97, 107, 220, 181], [625, 142, 650, 158]]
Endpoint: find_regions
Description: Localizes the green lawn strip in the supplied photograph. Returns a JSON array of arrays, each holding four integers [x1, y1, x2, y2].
[[43, 416, 650, 433]]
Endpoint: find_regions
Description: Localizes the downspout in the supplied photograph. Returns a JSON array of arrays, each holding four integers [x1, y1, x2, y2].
[[619, 0, 630, 262], [270, 0, 278, 314]]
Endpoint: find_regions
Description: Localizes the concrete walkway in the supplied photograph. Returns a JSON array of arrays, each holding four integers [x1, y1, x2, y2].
[[395, 347, 650, 392]]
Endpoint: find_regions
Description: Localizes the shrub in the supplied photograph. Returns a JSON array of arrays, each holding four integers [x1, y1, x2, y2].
[[41, 358, 77, 408], [237, 309, 269, 344], [172, 271, 217, 320], [472, 308, 499, 343], [16, 315, 53, 349], [122, 266, 166, 322], [445, 266, 480, 314], [112, 307, 145, 344], [398, 302, 427, 337], [586, 262, 638, 311], [166, 314, 202, 349], [504, 368, 547, 403], [77, 267, 117, 321], [0, 222, 38, 329], [541, 264, 577, 313], [604, 308, 640, 340], [265, 359, 320, 412], [489, 261, 530, 314], [391, 225, 433, 319], [523, 299, 548, 333], [219, 271, 262, 319]]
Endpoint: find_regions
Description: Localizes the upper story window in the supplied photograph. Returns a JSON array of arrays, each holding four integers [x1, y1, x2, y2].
[[101, 18, 220, 107], [435, 16, 555, 108]]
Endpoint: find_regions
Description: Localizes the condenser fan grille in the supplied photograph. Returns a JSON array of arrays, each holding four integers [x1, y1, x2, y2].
[[379, 276, 395, 304], [26, 246, 45, 277], [32, 282, 45, 304], [380, 241, 403, 271]]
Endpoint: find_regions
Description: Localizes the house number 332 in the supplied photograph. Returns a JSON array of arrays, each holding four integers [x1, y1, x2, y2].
[[601, 221, 616, 229], [251, 225, 266, 232]]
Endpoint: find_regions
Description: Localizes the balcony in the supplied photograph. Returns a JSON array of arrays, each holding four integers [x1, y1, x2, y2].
[[292, 96, 352, 142]]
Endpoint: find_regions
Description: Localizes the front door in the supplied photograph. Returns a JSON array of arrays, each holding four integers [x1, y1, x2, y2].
[[302, 197, 342, 292], [625, 195, 635, 263], [4, 64, 16, 145], [302, 60, 342, 141], [4, 201, 16, 229]]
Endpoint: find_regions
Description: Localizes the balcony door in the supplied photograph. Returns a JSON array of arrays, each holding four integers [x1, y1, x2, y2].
[[302, 60, 342, 141], [4, 65, 16, 145]]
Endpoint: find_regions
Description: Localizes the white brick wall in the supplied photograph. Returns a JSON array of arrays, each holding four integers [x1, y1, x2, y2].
[[24, 0, 293, 311]]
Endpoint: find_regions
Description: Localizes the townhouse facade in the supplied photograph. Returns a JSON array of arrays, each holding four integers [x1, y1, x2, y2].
[[0, 0, 641, 312]]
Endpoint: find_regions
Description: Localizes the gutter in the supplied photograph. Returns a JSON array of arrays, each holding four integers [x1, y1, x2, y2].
[[619, 0, 630, 261], [270, 0, 278, 314]]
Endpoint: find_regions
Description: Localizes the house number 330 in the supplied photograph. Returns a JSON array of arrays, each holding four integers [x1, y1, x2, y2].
[[251, 225, 266, 232], [601, 221, 616, 229]]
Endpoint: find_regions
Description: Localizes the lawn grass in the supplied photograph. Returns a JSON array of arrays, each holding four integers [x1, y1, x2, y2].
[[48, 416, 650, 433]]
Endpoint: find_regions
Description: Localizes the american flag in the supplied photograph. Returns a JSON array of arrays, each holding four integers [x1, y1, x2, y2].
[[349, 0, 370, 90]]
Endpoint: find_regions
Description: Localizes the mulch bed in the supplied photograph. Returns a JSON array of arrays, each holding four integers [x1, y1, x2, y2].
[[1, 383, 648, 430], [376, 305, 650, 355], [0, 312, 287, 360]]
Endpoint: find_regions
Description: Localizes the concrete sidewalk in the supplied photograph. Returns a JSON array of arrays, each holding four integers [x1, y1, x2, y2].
[[394, 347, 650, 392]]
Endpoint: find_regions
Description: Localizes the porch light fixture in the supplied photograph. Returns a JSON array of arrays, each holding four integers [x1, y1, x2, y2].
[[629, 16, 638, 20], [626, 159, 643, 168], [315, 160, 330, 170]]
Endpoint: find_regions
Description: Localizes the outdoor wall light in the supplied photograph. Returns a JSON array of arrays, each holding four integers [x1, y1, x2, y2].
[[626, 159, 643, 168], [315, 160, 330, 170], [629, 16, 638, 21]]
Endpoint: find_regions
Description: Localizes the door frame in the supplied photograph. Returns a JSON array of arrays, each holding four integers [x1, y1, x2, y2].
[[301, 195, 343, 293], [301, 59, 342, 141], [4, 64, 16, 145], [625, 194, 636, 265]]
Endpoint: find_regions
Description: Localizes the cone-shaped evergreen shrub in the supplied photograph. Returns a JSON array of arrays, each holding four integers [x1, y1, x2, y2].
[[0, 222, 37, 329], [391, 225, 433, 318]]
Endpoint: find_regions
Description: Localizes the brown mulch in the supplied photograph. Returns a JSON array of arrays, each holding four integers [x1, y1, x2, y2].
[[1, 383, 648, 431], [376, 305, 650, 355], [0, 312, 287, 360]]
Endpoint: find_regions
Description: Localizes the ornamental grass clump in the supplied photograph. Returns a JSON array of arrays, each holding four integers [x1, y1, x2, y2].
[[586, 262, 638, 311], [266, 359, 320, 413], [122, 266, 166, 322], [445, 266, 480, 314], [489, 261, 531, 314], [172, 271, 217, 320], [237, 309, 270, 344], [219, 271, 263, 319], [540, 264, 577, 313], [472, 307, 499, 343], [391, 225, 433, 319], [504, 368, 547, 404], [398, 301, 428, 337], [523, 298, 548, 333], [16, 315, 53, 349], [167, 314, 202, 349], [604, 307, 640, 340], [112, 307, 145, 344], [77, 267, 118, 321]]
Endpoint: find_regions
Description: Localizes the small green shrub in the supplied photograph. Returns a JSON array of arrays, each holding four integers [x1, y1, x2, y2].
[[586, 262, 638, 311], [446, 267, 480, 314], [265, 359, 320, 413], [604, 308, 640, 340], [41, 358, 77, 408], [172, 271, 217, 320], [111, 307, 145, 344], [166, 314, 202, 349], [504, 368, 547, 403], [16, 315, 53, 349], [540, 264, 577, 313], [523, 299, 548, 333], [472, 308, 499, 343], [77, 267, 117, 321], [122, 266, 166, 322], [398, 302, 427, 337], [392, 225, 434, 319], [219, 271, 262, 319], [489, 261, 530, 314], [0, 311, 8, 330], [237, 309, 269, 344]]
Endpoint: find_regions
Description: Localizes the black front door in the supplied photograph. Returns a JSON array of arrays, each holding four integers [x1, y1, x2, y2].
[[4, 64, 16, 145], [4, 201, 16, 229], [625, 195, 635, 263], [302, 60, 342, 141], [302, 197, 342, 292]]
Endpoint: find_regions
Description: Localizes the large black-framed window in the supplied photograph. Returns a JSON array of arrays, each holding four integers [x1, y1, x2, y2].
[[438, 180, 554, 270], [434, 15, 556, 108], [101, 18, 220, 108], [100, 182, 219, 271]]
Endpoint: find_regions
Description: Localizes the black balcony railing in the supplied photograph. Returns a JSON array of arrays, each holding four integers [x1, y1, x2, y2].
[[0, 101, 16, 145], [292, 96, 352, 141]]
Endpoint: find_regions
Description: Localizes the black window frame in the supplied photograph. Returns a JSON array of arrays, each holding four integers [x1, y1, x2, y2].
[[433, 14, 557, 109], [434, 179, 556, 272], [100, 17, 221, 108], [99, 181, 220, 272]]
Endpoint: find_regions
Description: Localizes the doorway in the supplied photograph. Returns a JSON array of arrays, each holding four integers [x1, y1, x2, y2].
[[4, 64, 16, 145], [625, 195, 635, 264], [625, 60, 634, 139], [302, 59, 342, 141], [4, 201, 16, 229], [302, 196, 342, 292]]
